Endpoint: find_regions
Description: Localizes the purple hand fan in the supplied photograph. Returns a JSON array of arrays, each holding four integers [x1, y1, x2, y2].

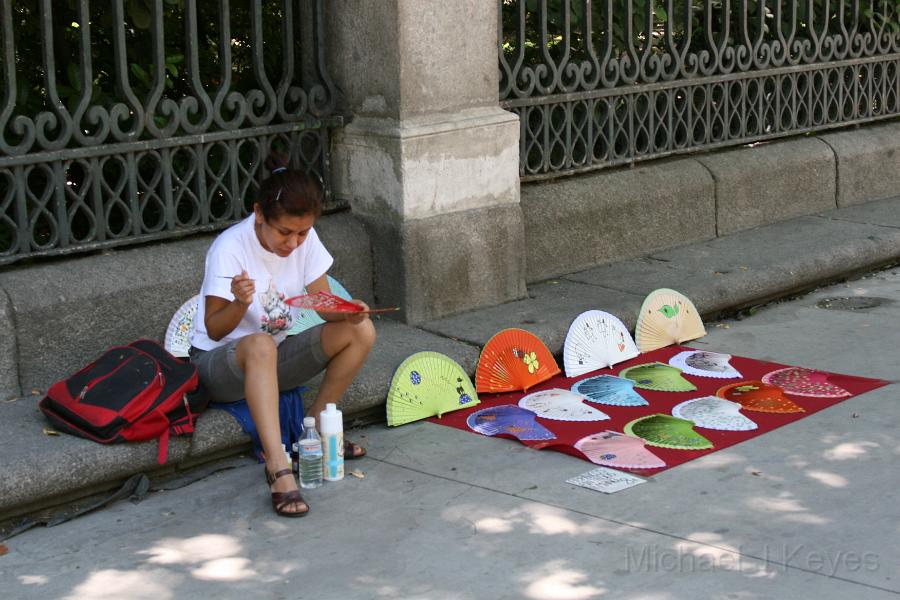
[[466, 405, 556, 441]]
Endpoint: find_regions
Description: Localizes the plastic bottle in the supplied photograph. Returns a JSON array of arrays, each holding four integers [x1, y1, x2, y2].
[[320, 403, 344, 481], [298, 417, 323, 489]]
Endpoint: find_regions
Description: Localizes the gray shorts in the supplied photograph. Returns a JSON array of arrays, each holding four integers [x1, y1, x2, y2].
[[189, 326, 329, 403]]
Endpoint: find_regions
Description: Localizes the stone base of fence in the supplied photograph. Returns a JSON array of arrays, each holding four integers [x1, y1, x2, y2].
[[521, 119, 900, 283]]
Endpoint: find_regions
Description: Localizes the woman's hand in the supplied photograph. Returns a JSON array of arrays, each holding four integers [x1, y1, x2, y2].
[[345, 299, 370, 325], [231, 270, 255, 307]]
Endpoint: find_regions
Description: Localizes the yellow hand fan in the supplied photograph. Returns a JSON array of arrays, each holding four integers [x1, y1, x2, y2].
[[475, 328, 561, 393], [386, 352, 480, 426], [634, 288, 706, 352]]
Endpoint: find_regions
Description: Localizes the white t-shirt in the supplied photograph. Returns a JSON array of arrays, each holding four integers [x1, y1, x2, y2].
[[191, 215, 334, 350]]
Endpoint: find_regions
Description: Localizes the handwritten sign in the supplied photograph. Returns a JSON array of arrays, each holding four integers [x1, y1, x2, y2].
[[566, 467, 646, 494]]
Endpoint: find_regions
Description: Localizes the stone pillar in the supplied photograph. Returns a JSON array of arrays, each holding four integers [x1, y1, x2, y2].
[[326, 0, 526, 323]]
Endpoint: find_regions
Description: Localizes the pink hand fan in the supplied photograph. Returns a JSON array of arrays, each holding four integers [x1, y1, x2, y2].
[[761, 367, 851, 398], [574, 431, 666, 470]]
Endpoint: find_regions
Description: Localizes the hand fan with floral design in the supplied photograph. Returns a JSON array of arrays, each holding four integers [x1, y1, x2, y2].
[[669, 350, 741, 379], [518, 389, 610, 422], [466, 405, 556, 441], [716, 381, 805, 413], [672, 396, 758, 431], [761, 367, 852, 398], [387, 352, 480, 426], [634, 289, 706, 352], [475, 328, 560, 393], [165, 295, 200, 358], [574, 431, 666, 469], [571, 375, 648, 407], [624, 414, 713, 450], [563, 310, 639, 377], [619, 362, 697, 392]]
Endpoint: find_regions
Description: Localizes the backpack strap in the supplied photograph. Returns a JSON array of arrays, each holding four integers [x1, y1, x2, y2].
[[157, 427, 171, 464]]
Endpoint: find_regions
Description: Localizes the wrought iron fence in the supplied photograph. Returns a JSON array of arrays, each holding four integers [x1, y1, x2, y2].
[[500, 0, 900, 180], [0, 0, 338, 265]]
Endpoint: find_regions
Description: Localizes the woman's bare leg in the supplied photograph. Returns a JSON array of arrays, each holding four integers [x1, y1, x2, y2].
[[308, 320, 376, 432], [236, 333, 307, 515]]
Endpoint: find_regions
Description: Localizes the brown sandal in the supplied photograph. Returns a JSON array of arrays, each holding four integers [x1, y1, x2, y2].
[[344, 439, 366, 460], [264, 467, 309, 518]]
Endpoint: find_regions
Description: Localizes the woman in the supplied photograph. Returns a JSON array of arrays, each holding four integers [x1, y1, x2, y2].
[[190, 157, 375, 517]]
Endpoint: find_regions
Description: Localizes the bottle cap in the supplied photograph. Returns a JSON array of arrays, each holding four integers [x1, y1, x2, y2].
[[325, 403, 336, 413], [303, 416, 316, 428]]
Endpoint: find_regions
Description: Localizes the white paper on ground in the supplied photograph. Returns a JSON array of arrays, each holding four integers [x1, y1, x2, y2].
[[566, 467, 647, 494]]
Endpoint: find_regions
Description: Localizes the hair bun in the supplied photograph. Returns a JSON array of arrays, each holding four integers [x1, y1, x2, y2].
[[264, 151, 290, 174]]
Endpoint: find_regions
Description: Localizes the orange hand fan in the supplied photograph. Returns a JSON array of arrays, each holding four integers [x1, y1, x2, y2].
[[716, 381, 805, 413], [634, 288, 706, 352], [475, 328, 561, 393]]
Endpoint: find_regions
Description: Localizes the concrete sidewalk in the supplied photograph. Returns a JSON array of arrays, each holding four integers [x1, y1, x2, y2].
[[1, 195, 899, 525], [1, 264, 897, 599]]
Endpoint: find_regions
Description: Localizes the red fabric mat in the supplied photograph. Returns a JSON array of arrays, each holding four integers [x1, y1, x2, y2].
[[427, 346, 890, 474]]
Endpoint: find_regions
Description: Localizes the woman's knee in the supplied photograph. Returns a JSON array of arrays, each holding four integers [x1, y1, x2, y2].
[[356, 319, 376, 349], [237, 333, 277, 365]]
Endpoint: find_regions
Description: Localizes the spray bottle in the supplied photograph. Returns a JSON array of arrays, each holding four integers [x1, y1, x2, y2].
[[320, 403, 344, 481]]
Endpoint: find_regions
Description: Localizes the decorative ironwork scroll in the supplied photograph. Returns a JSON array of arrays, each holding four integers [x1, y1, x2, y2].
[[500, 0, 900, 179], [0, 0, 338, 264]]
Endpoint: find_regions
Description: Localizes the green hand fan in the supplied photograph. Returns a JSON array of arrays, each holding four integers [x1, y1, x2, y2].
[[387, 351, 480, 426], [624, 414, 713, 450], [619, 362, 697, 392]]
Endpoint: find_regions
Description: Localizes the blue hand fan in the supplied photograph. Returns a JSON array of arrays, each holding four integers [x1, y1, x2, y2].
[[287, 275, 352, 336], [466, 405, 556, 441], [572, 375, 649, 407]]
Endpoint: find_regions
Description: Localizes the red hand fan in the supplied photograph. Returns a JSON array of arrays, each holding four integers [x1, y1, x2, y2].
[[475, 328, 560, 394], [285, 292, 398, 314], [716, 381, 805, 413]]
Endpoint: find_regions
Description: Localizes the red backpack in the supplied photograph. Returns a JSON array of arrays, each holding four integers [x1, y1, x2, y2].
[[38, 339, 207, 464]]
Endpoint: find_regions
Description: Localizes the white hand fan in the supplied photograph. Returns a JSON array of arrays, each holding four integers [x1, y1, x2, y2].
[[563, 310, 639, 378], [672, 396, 758, 431], [518, 389, 610, 422], [165, 295, 200, 358], [634, 289, 706, 352], [669, 350, 741, 379]]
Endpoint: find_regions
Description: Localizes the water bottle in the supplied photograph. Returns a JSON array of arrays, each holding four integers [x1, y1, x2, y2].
[[320, 403, 344, 481], [298, 416, 323, 489]]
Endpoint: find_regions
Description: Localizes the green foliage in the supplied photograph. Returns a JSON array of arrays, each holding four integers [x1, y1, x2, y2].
[[9, 0, 300, 122], [501, 0, 900, 67]]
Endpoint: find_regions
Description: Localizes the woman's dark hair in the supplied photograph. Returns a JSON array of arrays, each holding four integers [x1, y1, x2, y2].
[[256, 152, 323, 221]]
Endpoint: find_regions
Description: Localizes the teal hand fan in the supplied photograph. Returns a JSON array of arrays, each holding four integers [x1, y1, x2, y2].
[[387, 352, 480, 426], [624, 414, 713, 450], [619, 362, 697, 392], [287, 275, 352, 336]]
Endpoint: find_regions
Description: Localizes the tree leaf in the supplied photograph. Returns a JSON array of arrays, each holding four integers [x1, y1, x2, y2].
[[127, 0, 152, 30]]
